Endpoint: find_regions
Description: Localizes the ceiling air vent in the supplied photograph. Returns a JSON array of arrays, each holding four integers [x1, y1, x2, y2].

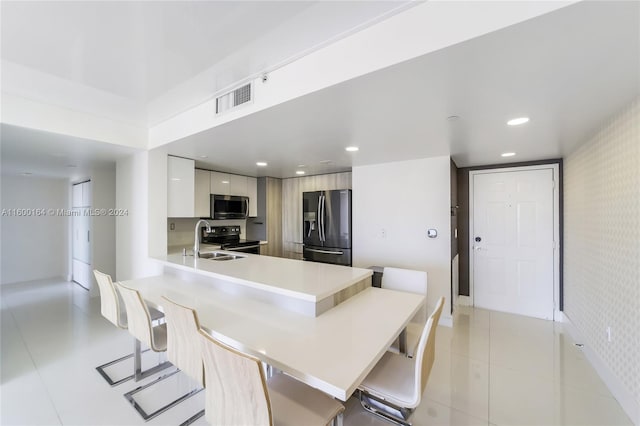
[[216, 83, 252, 115]]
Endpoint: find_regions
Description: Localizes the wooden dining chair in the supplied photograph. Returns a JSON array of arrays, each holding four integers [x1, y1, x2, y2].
[[358, 297, 445, 426], [381, 267, 428, 357], [116, 282, 193, 421], [161, 296, 206, 424], [93, 270, 162, 386], [199, 328, 345, 426]]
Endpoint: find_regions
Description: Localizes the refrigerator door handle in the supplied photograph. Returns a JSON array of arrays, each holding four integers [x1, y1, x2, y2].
[[317, 195, 322, 241], [320, 194, 326, 242], [306, 248, 343, 255]]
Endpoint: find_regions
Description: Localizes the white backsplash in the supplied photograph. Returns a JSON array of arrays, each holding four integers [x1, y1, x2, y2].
[[167, 218, 246, 247]]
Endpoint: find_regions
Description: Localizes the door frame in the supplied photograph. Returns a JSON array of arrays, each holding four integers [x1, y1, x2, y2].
[[468, 164, 561, 320]]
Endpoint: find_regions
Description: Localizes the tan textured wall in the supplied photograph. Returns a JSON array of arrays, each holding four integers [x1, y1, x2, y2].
[[564, 98, 639, 405]]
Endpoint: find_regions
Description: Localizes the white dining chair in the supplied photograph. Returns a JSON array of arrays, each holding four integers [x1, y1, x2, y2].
[[116, 282, 193, 421], [93, 270, 163, 386], [381, 266, 428, 357], [161, 296, 205, 424], [359, 297, 445, 426], [199, 328, 345, 426]]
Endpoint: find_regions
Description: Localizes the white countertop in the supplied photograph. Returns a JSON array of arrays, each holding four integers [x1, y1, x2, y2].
[[123, 274, 425, 401], [154, 252, 372, 302]]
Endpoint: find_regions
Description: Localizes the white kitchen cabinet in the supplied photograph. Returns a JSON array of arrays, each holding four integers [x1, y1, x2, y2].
[[230, 175, 248, 197], [168, 156, 195, 217], [72, 180, 92, 290], [72, 181, 91, 208], [195, 169, 211, 217], [210, 171, 231, 195], [72, 183, 82, 207], [72, 212, 91, 264], [247, 177, 257, 217]]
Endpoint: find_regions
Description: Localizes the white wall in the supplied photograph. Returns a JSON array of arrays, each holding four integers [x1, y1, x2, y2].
[[147, 148, 168, 258], [563, 98, 639, 423], [1, 175, 69, 284], [116, 152, 154, 280], [115, 150, 167, 281], [88, 167, 116, 295], [352, 156, 452, 324]]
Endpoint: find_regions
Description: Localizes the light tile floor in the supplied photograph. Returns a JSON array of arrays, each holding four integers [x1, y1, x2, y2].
[[1, 279, 633, 426]]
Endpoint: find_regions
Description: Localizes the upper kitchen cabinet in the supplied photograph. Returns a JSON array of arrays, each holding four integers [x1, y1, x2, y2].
[[167, 156, 195, 217], [194, 169, 211, 218], [72, 180, 91, 208], [210, 171, 231, 195], [211, 172, 245, 195]]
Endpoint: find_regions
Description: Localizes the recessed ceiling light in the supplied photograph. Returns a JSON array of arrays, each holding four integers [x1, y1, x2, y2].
[[507, 117, 529, 126], [256, 162, 268, 167], [297, 164, 306, 168], [345, 146, 359, 152], [296, 171, 305, 175], [501, 152, 516, 157], [319, 160, 332, 164], [171, 178, 181, 181], [65, 164, 77, 168], [199, 155, 208, 159], [221, 180, 230, 184]]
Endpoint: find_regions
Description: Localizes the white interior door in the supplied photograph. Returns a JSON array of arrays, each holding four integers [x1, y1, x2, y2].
[[472, 168, 555, 319]]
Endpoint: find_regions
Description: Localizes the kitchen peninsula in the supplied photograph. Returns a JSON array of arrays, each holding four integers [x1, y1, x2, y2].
[[153, 252, 373, 316]]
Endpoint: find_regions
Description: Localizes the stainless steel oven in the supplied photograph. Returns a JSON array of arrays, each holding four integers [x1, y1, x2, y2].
[[223, 243, 260, 255], [201, 226, 260, 255]]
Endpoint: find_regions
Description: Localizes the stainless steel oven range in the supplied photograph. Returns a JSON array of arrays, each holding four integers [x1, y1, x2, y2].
[[200, 226, 260, 255]]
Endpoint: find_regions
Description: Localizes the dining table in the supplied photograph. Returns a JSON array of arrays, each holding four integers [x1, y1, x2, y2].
[[122, 273, 425, 401]]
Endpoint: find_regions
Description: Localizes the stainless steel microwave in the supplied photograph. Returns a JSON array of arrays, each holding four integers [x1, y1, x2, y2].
[[210, 194, 249, 219]]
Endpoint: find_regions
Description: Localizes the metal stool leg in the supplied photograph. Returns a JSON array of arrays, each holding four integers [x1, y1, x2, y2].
[[123, 369, 203, 421]]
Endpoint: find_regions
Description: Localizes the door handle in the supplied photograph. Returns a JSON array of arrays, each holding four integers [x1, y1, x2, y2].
[[320, 195, 325, 242], [306, 248, 343, 255]]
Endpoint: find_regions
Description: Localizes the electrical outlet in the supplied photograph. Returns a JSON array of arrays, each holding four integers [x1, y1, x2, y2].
[[170, 222, 175, 231], [606, 326, 612, 342]]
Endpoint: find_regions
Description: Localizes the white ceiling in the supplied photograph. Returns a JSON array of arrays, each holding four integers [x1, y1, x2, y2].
[[1, 1, 638, 179], [1, 1, 412, 125], [0, 124, 139, 179], [166, 0, 640, 176]]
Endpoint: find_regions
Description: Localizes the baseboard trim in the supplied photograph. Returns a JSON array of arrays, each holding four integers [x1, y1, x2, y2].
[[456, 295, 472, 306], [562, 312, 639, 425]]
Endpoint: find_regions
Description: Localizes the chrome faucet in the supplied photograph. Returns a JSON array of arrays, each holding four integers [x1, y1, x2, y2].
[[194, 219, 212, 258]]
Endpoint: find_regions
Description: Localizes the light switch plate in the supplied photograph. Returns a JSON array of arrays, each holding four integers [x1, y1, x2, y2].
[[427, 229, 437, 238]]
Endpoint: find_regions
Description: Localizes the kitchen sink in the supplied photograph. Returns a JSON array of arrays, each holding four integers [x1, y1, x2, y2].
[[198, 252, 245, 261]]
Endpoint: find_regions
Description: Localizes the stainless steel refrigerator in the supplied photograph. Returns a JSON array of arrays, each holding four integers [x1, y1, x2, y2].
[[303, 189, 352, 266]]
